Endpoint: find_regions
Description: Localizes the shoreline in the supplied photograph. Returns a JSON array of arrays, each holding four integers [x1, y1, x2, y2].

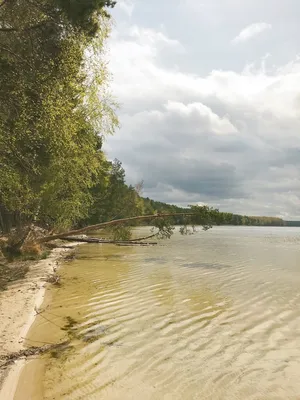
[[0, 243, 82, 400]]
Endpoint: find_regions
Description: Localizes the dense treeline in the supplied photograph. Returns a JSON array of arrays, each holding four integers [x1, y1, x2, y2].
[[218, 213, 285, 227], [140, 197, 287, 227], [78, 159, 144, 227]]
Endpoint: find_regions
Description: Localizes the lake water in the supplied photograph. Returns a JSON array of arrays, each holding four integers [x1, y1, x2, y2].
[[16, 226, 300, 399]]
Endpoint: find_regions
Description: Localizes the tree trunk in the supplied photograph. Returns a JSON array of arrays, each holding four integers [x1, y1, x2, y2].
[[63, 236, 157, 245], [37, 213, 193, 244]]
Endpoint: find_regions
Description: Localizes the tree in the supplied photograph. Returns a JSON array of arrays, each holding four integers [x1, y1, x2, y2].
[[80, 159, 142, 226], [0, 0, 118, 233]]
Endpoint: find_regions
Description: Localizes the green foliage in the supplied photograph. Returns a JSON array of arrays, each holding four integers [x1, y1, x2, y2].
[[55, 0, 116, 35], [82, 159, 144, 228], [136, 205, 220, 241], [0, 0, 118, 233], [151, 217, 175, 239], [106, 225, 133, 241], [189, 205, 220, 230]]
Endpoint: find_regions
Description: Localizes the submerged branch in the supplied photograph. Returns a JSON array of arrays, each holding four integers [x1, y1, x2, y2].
[[0, 341, 70, 369]]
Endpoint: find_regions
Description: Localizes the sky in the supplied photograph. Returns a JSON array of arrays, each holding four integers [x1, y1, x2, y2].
[[104, 0, 300, 220]]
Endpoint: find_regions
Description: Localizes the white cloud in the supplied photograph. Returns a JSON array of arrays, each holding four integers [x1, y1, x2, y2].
[[164, 101, 237, 135], [117, 0, 134, 17], [232, 22, 272, 44], [129, 26, 183, 49]]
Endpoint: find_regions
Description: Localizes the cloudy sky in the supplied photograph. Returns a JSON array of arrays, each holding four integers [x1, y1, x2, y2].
[[104, 0, 300, 220]]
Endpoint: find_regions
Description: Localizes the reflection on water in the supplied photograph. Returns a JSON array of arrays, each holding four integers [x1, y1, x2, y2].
[[15, 226, 300, 399]]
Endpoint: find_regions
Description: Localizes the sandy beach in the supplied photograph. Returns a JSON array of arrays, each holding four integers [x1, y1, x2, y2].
[[0, 244, 81, 400]]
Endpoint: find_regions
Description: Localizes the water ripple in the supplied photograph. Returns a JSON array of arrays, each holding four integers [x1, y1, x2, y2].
[[20, 227, 300, 400]]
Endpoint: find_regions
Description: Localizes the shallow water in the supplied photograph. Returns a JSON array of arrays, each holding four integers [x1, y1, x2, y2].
[[16, 226, 300, 399]]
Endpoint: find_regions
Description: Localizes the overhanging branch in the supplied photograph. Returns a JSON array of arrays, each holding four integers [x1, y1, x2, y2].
[[38, 212, 197, 243]]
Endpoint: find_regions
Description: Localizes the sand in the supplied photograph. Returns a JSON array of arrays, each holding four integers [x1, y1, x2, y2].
[[0, 244, 81, 400]]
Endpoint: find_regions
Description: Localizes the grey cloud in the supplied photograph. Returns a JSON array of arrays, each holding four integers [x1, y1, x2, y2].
[[166, 162, 245, 199], [106, 0, 300, 219], [138, 156, 245, 199], [107, 107, 251, 201]]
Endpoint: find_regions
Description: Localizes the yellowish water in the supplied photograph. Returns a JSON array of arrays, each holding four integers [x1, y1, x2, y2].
[[16, 226, 300, 399]]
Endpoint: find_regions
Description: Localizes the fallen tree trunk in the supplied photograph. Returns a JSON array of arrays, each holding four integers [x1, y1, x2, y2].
[[63, 236, 157, 246], [0, 341, 70, 369], [38, 213, 194, 244]]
